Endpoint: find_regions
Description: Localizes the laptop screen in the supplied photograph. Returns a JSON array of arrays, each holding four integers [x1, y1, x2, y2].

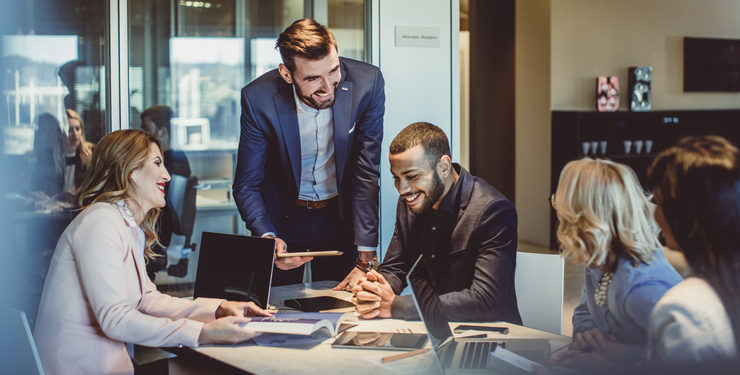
[[194, 232, 275, 308], [407, 254, 454, 349]]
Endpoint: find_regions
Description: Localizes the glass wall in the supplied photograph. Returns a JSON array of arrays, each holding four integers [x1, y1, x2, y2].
[[0, 0, 368, 310], [127, 0, 368, 288], [0, 0, 110, 325]]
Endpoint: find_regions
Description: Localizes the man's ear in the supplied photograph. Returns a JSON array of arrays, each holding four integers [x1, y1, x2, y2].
[[437, 155, 452, 178], [278, 64, 293, 85]]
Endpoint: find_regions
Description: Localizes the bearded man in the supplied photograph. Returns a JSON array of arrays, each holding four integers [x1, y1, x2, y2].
[[351, 122, 522, 323], [233, 19, 385, 285]]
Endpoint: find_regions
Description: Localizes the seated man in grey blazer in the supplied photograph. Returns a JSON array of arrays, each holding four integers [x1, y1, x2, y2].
[[351, 122, 522, 323]]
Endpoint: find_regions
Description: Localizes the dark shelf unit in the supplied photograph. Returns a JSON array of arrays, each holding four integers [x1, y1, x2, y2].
[[550, 109, 740, 249]]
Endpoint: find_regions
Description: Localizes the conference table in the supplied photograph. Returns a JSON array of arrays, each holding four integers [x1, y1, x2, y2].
[[167, 281, 570, 375]]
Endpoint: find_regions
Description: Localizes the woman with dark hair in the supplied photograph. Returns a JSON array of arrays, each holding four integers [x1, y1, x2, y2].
[[34, 130, 271, 375], [647, 135, 739, 363]]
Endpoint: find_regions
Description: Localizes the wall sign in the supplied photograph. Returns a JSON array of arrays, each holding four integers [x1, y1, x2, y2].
[[394, 27, 440, 48]]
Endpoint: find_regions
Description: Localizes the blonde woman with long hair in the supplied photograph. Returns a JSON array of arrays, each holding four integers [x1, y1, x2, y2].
[[34, 130, 271, 375], [551, 158, 682, 367]]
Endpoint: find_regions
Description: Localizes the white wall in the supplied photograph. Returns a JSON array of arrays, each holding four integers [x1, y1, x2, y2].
[[551, 0, 740, 111], [372, 0, 460, 259], [515, 0, 551, 247], [515, 0, 740, 247]]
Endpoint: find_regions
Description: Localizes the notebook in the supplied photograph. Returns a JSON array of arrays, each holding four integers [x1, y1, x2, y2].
[[194, 232, 276, 309], [407, 254, 549, 373]]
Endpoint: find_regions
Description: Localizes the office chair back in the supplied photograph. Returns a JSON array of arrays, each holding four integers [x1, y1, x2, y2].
[[166, 174, 198, 246], [515, 251, 564, 334]]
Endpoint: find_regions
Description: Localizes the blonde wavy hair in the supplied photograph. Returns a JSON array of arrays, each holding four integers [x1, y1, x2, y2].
[[553, 158, 661, 271], [76, 129, 162, 261]]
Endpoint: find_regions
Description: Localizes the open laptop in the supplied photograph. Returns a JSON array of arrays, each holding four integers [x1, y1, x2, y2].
[[407, 254, 550, 373], [194, 232, 275, 309]]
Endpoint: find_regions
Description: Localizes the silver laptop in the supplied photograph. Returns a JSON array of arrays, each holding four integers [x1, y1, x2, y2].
[[407, 254, 549, 373], [194, 232, 276, 309]]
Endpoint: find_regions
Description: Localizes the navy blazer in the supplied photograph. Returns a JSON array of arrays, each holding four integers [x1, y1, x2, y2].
[[233, 57, 384, 247], [379, 166, 522, 323]]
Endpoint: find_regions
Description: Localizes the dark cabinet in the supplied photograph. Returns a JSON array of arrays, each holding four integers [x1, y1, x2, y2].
[[550, 110, 740, 249]]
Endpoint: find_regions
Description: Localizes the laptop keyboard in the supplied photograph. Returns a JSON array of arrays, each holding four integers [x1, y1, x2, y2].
[[460, 341, 497, 368]]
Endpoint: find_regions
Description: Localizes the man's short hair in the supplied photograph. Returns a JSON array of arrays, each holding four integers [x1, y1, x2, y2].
[[276, 18, 338, 73], [141, 105, 174, 135], [389, 122, 451, 168]]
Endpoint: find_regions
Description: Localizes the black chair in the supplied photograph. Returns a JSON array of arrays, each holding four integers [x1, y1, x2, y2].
[[165, 174, 198, 277]]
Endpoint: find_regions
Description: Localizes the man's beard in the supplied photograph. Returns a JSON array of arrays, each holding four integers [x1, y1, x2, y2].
[[411, 172, 445, 215], [295, 81, 338, 110]]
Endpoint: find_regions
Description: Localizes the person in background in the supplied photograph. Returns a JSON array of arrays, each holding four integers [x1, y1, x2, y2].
[[550, 158, 682, 368], [29, 113, 65, 199], [647, 135, 739, 364], [33, 130, 270, 375], [28, 110, 93, 205], [233, 19, 385, 285], [351, 122, 521, 323], [140, 105, 191, 179], [141, 105, 191, 279], [62, 109, 94, 200]]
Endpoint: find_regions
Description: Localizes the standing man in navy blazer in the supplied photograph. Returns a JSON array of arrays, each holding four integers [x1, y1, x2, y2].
[[233, 19, 385, 285]]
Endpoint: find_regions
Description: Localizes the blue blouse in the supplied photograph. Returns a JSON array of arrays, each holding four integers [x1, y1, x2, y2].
[[573, 249, 683, 348]]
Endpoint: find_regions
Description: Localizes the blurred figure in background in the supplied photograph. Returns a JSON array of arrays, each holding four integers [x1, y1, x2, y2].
[[62, 109, 94, 200], [141, 105, 191, 279], [141, 105, 191, 179], [27, 110, 93, 206], [551, 158, 682, 367]]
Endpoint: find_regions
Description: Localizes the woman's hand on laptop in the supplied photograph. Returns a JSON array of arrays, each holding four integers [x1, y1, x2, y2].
[[273, 237, 313, 270], [216, 301, 273, 318]]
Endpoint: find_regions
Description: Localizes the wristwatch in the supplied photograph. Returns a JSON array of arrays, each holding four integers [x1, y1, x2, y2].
[[355, 256, 379, 273]]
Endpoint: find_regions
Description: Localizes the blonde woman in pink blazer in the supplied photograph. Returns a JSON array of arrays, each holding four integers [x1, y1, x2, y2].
[[34, 129, 271, 374]]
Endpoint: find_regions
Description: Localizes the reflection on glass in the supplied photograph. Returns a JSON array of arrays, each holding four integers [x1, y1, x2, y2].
[[169, 37, 244, 150], [0, 0, 109, 328], [128, 0, 368, 289]]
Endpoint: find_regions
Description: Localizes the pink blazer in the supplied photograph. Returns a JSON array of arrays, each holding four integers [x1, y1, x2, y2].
[[34, 202, 223, 375]]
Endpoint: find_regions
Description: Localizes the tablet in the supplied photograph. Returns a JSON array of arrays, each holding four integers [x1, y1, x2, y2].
[[276, 250, 343, 257], [331, 331, 428, 351]]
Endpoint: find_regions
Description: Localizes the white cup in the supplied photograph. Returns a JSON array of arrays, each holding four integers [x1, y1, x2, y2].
[[599, 141, 607, 154], [623, 140, 632, 154], [582, 142, 590, 155], [645, 139, 654, 154], [634, 140, 644, 154], [590, 141, 599, 155]]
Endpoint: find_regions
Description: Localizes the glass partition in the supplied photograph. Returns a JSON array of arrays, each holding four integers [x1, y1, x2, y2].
[[127, 0, 368, 289], [0, 0, 110, 326]]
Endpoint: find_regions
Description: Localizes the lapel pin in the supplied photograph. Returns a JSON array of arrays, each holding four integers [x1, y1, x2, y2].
[[341, 87, 348, 91]]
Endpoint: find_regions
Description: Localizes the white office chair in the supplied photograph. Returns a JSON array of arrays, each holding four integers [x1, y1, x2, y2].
[[515, 251, 564, 334], [0, 309, 45, 375]]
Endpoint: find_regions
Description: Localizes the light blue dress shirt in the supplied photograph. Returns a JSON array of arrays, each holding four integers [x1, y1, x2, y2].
[[293, 86, 338, 201], [572, 249, 683, 359], [263, 87, 377, 252]]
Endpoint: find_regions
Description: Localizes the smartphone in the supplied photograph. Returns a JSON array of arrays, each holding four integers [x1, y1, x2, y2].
[[276, 250, 343, 257], [452, 324, 509, 335], [331, 331, 428, 351]]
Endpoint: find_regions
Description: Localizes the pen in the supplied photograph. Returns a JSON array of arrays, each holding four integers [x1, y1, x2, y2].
[[381, 348, 430, 363]]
